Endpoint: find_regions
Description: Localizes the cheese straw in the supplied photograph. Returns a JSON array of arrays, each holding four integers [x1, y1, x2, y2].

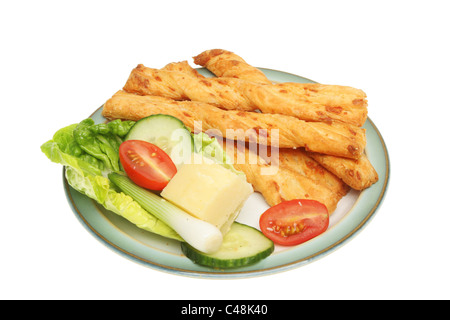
[[102, 90, 366, 159], [191, 51, 378, 190], [123, 64, 368, 127], [276, 148, 350, 197], [223, 141, 343, 213], [193, 49, 273, 84], [306, 151, 378, 190]]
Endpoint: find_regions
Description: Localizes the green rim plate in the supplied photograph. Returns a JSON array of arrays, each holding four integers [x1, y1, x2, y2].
[[63, 68, 390, 278]]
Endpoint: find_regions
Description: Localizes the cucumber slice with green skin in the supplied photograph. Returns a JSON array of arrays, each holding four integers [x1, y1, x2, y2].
[[181, 222, 274, 269], [125, 114, 193, 167]]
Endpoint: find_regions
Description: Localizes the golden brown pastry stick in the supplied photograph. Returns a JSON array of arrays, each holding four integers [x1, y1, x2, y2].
[[193, 50, 369, 128], [276, 148, 350, 197], [306, 151, 379, 190], [160, 63, 353, 196], [204, 51, 377, 190], [222, 141, 342, 213], [161, 60, 376, 190], [193, 49, 273, 84], [123, 64, 368, 126], [161, 60, 205, 78], [102, 90, 366, 159]]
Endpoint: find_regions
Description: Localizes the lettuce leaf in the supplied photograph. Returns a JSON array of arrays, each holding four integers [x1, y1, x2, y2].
[[72, 118, 134, 172], [41, 120, 183, 241], [42, 119, 245, 243], [65, 167, 182, 241], [41, 124, 104, 177]]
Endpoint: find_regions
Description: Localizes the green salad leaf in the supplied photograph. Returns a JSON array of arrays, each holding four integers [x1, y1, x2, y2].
[[65, 167, 182, 240], [72, 118, 134, 172], [41, 124, 104, 177], [41, 119, 183, 241], [42, 118, 246, 243]]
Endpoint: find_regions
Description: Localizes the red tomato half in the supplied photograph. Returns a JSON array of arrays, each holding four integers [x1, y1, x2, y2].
[[259, 199, 329, 246], [119, 140, 177, 191]]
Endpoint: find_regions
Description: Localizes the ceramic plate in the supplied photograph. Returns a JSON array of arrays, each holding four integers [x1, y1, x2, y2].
[[64, 68, 390, 278]]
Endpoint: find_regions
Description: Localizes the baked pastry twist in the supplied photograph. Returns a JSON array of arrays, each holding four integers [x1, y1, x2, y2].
[[306, 151, 379, 190], [276, 148, 350, 197], [224, 141, 343, 213], [123, 64, 368, 126], [191, 50, 378, 190], [102, 90, 366, 159], [193, 49, 273, 84]]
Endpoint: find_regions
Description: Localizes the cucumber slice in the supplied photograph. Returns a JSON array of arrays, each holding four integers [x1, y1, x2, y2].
[[181, 222, 274, 269], [125, 114, 193, 167]]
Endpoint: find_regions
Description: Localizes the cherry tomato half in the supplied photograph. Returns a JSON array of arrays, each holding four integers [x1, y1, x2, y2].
[[119, 140, 177, 191], [259, 199, 329, 246]]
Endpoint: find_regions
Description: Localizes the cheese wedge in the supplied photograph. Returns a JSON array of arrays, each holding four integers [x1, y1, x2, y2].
[[161, 162, 253, 235]]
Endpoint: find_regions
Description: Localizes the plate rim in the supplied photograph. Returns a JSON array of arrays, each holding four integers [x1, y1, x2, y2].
[[63, 68, 390, 278]]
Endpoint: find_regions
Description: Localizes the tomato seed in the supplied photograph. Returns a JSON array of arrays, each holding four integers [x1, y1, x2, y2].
[[272, 223, 304, 237]]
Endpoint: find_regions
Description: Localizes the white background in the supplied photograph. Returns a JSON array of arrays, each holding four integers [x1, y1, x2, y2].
[[1, 0, 449, 300]]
